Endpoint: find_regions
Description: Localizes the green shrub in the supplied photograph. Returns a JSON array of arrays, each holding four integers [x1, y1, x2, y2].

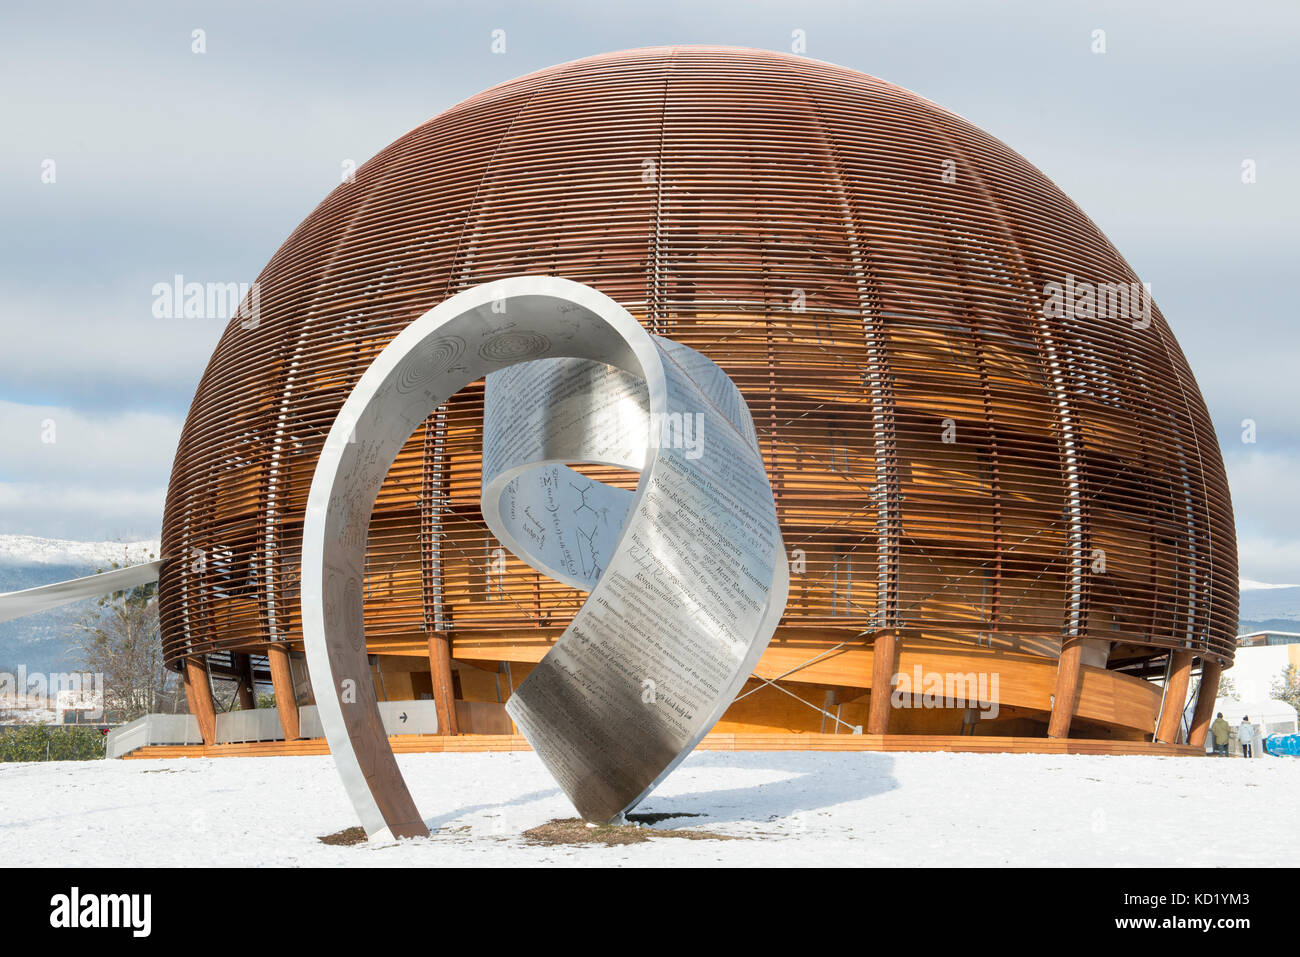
[[0, 724, 105, 762]]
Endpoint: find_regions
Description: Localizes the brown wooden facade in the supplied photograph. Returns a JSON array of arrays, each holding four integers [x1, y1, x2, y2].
[[160, 47, 1236, 748]]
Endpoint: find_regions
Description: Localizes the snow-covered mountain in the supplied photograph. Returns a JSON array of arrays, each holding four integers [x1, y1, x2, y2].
[[0, 534, 160, 571], [0, 534, 160, 676]]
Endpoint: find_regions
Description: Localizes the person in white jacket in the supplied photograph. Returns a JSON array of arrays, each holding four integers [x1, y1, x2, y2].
[[1238, 716, 1256, 758]]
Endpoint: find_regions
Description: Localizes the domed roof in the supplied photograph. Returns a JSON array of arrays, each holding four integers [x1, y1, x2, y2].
[[160, 45, 1236, 672]]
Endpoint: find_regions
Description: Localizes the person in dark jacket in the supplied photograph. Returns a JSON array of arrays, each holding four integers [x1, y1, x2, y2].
[[1210, 713, 1231, 756]]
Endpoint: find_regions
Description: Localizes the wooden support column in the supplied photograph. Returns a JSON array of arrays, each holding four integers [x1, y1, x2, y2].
[[266, 645, 300, 741], [1155, 649, 1195, 744], [235, 653, 256, 710], [1187, 658, 1222, 748], [867, 631, 898, 735], [1047, 640, 1083, 739], [427, 632, 459, 736], [183, 656, 217, 745]]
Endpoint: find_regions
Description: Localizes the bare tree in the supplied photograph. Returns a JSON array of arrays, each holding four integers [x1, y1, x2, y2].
[[1272, 664, 1300, 714]]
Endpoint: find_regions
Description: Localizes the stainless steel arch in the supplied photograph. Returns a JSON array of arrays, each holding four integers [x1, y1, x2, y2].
[[301, 276, 788, 839]]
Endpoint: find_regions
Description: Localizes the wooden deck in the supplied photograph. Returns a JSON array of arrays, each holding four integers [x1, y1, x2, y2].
[[122, 733, 1206, 760]]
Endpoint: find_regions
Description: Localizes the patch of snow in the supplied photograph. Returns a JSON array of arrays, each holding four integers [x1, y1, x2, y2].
[[0, 704, 58, 724], [1, 749, 1296, 866]]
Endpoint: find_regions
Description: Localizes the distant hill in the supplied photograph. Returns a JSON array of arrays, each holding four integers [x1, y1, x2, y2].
[[1237, 584, 1300, 633], [0, 535, 159, 675]]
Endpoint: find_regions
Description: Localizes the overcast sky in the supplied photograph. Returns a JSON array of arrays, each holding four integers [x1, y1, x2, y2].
[[1, 0, 1296, 582]]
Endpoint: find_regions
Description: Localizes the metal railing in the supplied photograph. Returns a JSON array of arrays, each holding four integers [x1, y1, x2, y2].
[[105, 713, 202, 759], [106, 700, 440, 757], [298, 700, 438, 739], [215, 708, 284, 744]]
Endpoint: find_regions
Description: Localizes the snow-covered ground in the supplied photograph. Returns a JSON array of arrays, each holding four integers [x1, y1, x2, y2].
[[1, 750, 1295, 866]]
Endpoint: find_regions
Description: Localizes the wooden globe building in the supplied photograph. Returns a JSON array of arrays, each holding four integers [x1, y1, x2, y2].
[[157, 47, 1237, 756]]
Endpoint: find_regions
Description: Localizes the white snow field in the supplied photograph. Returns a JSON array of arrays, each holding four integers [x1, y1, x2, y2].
[[1, 749, 1295, 867]]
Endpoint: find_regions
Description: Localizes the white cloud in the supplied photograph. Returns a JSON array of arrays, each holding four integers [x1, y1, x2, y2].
[[1220, 449, 1300, 583], [0, 400, 181, 485], [1225, 449, 1300, 534], [1234, 537, 1300, 590], [0, 285, 225, 410], [0, 482, 166, 542], [0, 400, 177, 539], [0, 0, 1295, 572]]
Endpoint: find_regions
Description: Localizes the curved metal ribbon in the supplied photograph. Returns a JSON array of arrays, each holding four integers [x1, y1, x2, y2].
[[0, 561, 162, 624], [301, 276, 787, 838]]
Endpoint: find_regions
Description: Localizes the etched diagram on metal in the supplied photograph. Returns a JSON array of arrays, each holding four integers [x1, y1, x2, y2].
[[300, 277, 788, 839], [479, 329, 552, 363]]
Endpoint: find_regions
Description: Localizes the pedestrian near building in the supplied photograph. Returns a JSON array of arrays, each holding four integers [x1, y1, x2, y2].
[[1210, 713, 1231, 756], [1239, 715, 1257, 758]]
